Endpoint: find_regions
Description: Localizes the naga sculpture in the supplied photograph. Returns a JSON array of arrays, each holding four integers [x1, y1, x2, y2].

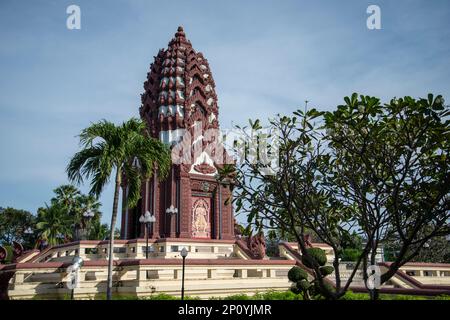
[[247, 233, 266, 260]]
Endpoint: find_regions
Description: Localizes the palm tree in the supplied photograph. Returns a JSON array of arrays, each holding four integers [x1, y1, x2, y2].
[[51, 185, 102, 240], [36, 204, 73, 246], [51, 184, 82, 240], [51, 185, 81, 210], [66, 118, 171, 300], [88, 220, 109, 240]]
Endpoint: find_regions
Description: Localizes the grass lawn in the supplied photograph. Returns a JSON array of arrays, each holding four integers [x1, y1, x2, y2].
[[43, 290, 449, 300]]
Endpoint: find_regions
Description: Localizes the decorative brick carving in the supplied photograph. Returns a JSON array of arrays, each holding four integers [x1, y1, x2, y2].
[[139, 26, 220, 142], [193, 162, 216, 174]]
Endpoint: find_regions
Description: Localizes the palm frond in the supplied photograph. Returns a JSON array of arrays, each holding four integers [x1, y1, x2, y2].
[[123, 163, 142, 208], [78, 120, 118, 147], [121, 117, 146, 135], [67, 146, 105, 184]]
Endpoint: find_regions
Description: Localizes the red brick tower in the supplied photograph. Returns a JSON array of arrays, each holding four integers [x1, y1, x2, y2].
[[121, 26, 234, 240]]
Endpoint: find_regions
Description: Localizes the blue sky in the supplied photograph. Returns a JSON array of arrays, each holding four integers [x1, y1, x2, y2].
[[1, 0, 449, 226]]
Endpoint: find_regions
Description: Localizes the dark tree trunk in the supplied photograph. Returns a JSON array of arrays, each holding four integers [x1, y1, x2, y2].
[[106, 168, 121, 300], [369, 248, 380, 300]]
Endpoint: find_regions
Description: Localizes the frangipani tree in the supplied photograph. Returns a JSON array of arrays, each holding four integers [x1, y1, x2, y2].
[[221, 93, 449, 300], [323, 93, 450, 299]]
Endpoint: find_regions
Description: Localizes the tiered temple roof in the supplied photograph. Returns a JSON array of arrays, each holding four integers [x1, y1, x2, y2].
[[140, 26, 219, 144]]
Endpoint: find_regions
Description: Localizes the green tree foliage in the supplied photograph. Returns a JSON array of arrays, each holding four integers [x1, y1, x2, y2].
[[51, 185, 80, 212], [88, 220, 110, 240], [412, 236, 450, 263], [385, 235, 450, 263], [341, 249, 361, 262], [51, 185, 102, 239], [324, 93, 449, 298], [67, 118, 171, 300], [36, 204, 73, 246], [222, 93, 449, 300], [34, 185, 103, 245], [339, 232, 363, 261], [0, 207, 36, 248]]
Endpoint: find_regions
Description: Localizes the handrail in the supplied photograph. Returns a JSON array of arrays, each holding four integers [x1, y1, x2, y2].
[[378, 262, 450, 290], [279, 242, 450, 294]]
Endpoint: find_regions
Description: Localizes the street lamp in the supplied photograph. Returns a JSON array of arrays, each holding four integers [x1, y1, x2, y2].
[[139, 211, 156, 258], [166, 205, 178, 237], [180, 247, 188, 300], [24, 227, 33, 235], [166, 205, 178, 215]]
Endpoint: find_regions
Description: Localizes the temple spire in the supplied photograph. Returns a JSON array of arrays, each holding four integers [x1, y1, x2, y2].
[[125, 26, 234, 240], [172, 25, 188, 44]]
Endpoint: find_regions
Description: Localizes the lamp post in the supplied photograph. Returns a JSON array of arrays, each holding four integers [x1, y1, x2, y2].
[[166, 205, 178, 237], [139, 211, 156, 258], [180, 247, 188, 300]]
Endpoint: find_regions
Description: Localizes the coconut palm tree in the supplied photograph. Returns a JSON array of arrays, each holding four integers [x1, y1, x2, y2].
[[66, 118, 171, 300]]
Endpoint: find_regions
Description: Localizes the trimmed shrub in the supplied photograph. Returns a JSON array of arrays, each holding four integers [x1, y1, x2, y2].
[[319, 266, 334, 276], [296, 279, 312, 291], [301, 248, 327, 268], [288, 266, 308, 282]]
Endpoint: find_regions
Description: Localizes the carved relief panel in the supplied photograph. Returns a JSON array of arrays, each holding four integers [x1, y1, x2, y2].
[[191, 196, 212, 238]]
